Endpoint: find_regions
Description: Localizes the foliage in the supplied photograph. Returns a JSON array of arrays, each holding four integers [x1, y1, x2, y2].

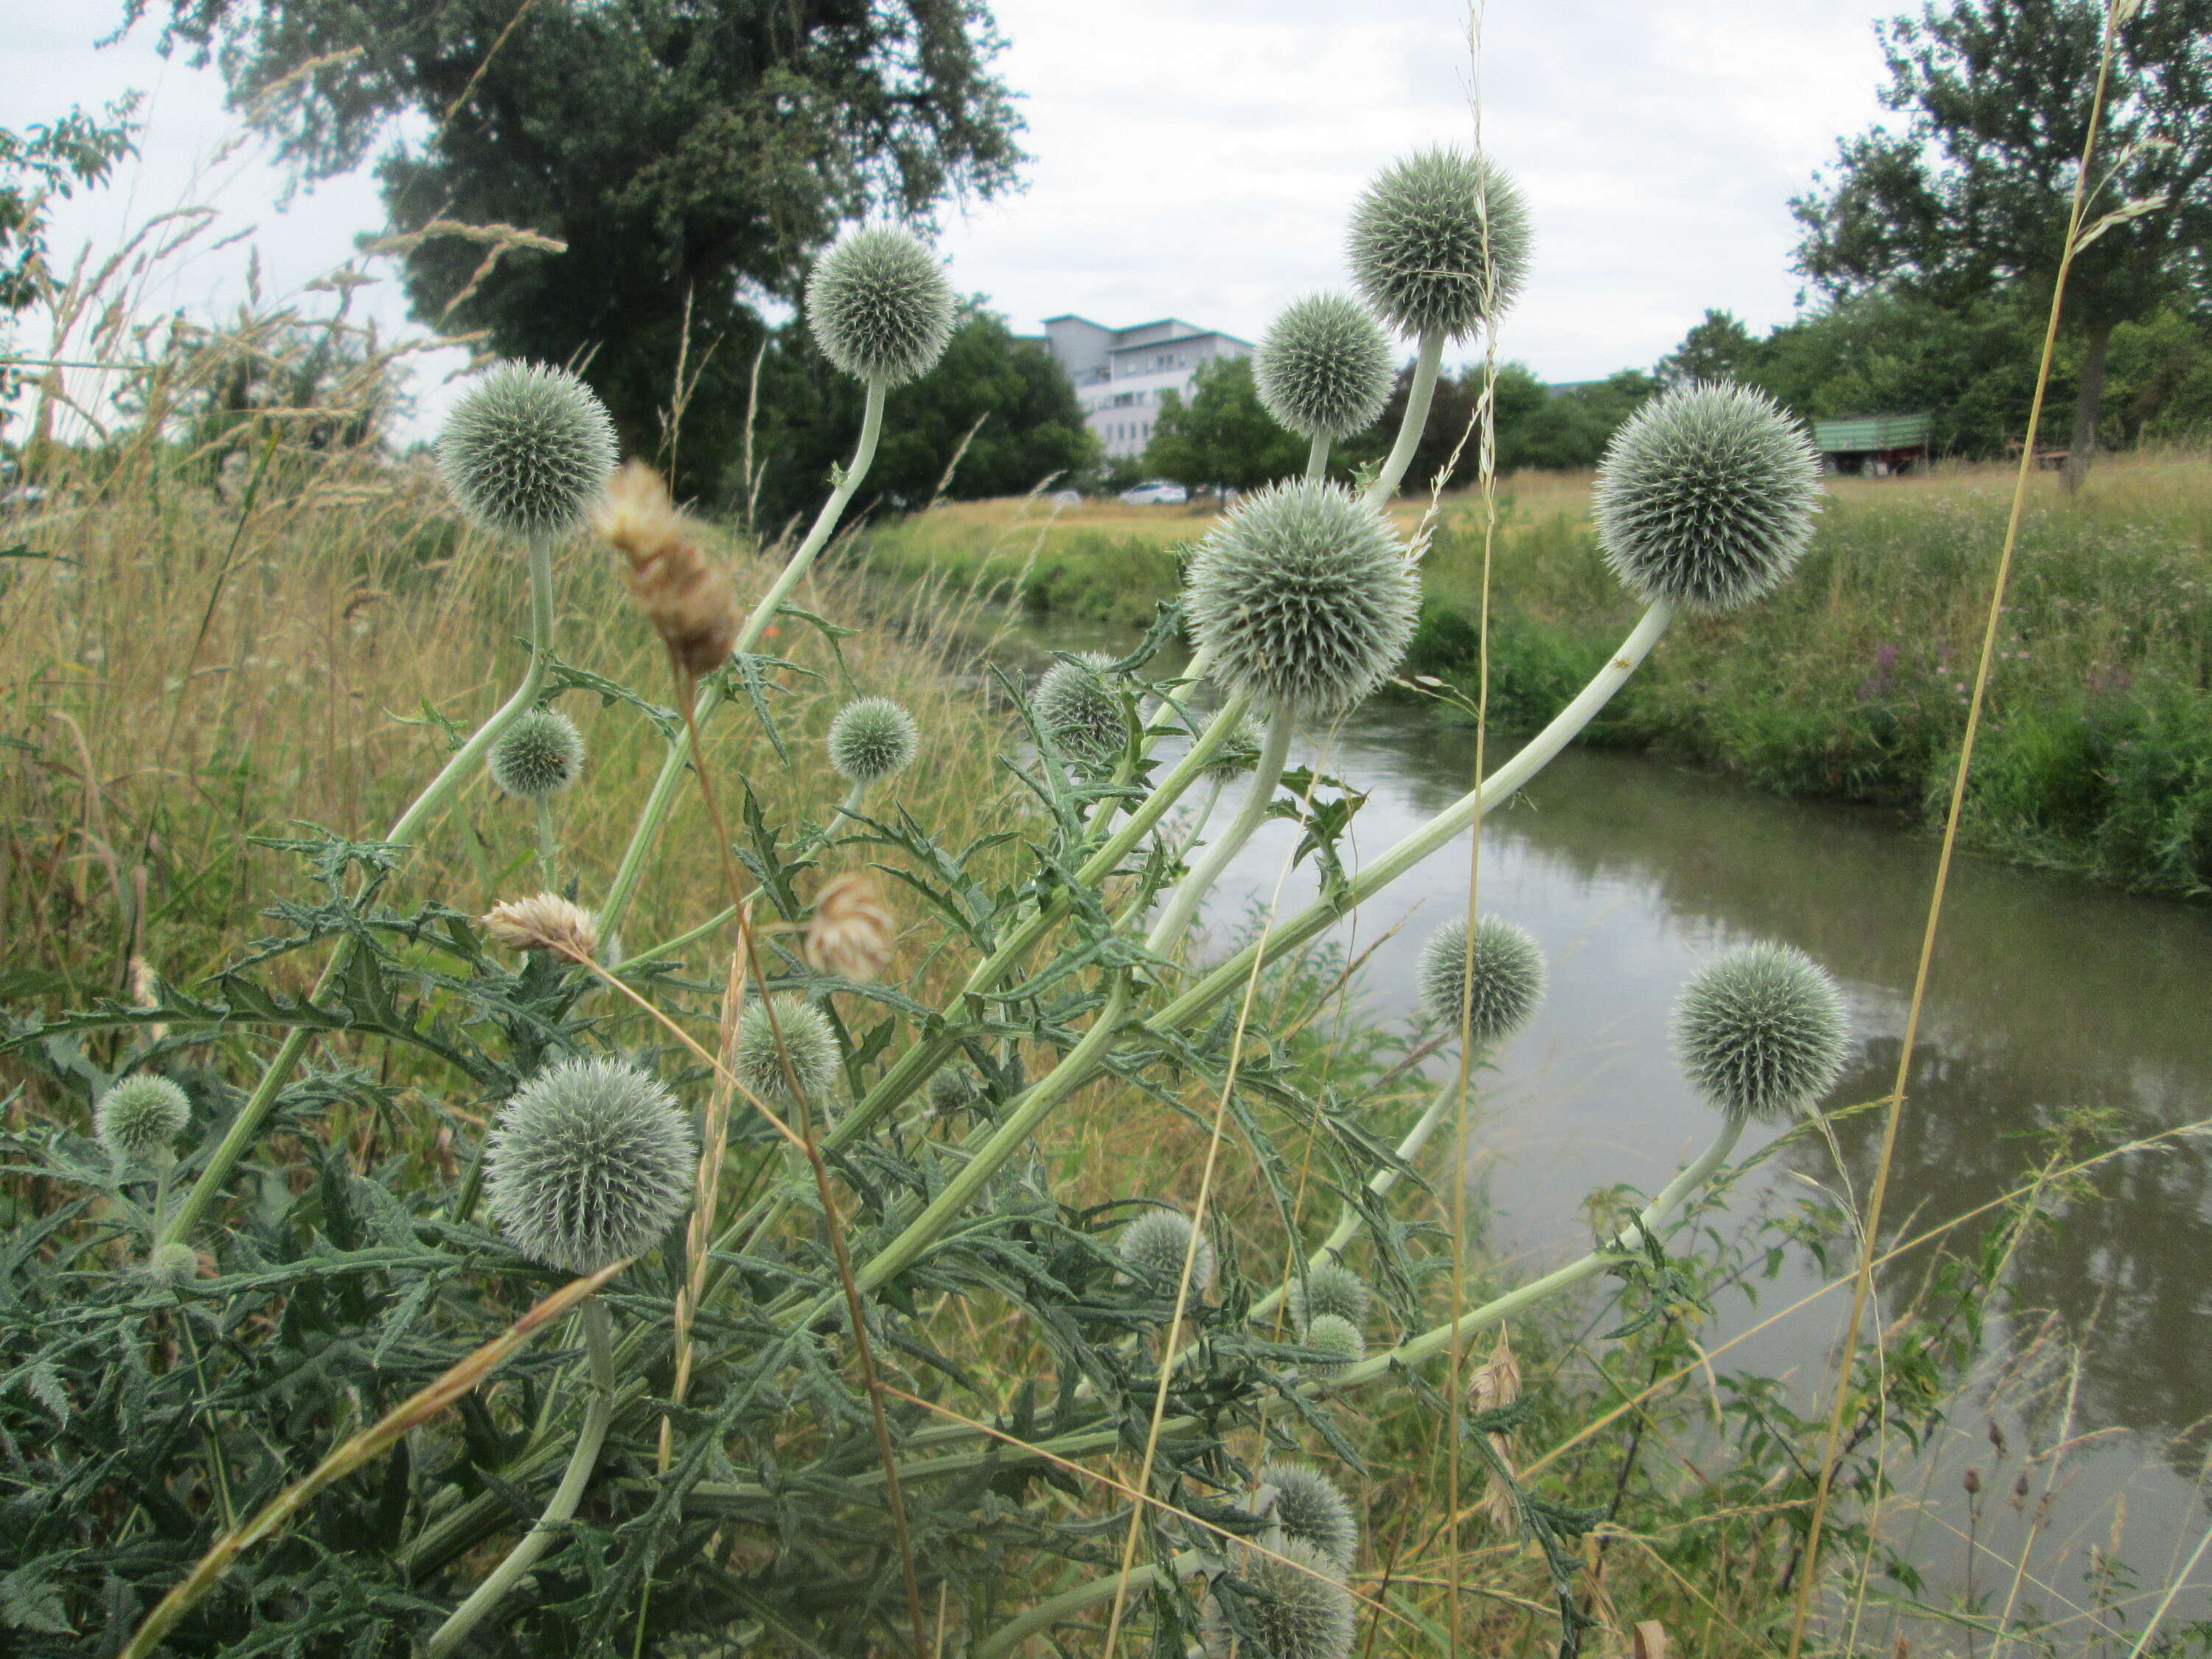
[[1144, 355, 1309, 493]]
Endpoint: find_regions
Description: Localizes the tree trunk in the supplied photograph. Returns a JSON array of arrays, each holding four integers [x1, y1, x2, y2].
[[2061, 320, 2113, 494]]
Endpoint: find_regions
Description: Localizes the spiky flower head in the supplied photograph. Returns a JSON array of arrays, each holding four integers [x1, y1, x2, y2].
[[488, 706, 585, 800], [1034, 652, 1126, 764], [484, 1057, 695, 1276], [95, 1075, 190, 1166], [827, 696, 919, 784], [1672, 942, 1849, 1123], [1255, 293, 1395, 440], [438, 361, 618, 538], [928, 1065, 984, 1117], [1202, 1536, 1357, 1659], [1417, 914, 1547, 1048], [144, 1242, 199, 1287], [805, 227, 956, 386], [1301, 1313, 1365, 1377], [1284, 1262, 1371, 1335], [1593, 382, 1823, 613], [1194, 705, 1267, 783], [1119, 1208, 1217, 1297], [1256, 1461, 1360, 1573], [1186, 480, 1419, 721], [1348, 147, 1532, 340], [733, 995, 842, 1105]]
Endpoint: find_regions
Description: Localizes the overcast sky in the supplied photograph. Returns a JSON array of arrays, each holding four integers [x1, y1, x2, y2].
[[3, 0, 1903, 440]]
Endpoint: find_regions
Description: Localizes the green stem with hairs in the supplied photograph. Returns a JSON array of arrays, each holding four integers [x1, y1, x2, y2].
[[1366, 328, 1445, 506], [156, 530, 560, 1251]]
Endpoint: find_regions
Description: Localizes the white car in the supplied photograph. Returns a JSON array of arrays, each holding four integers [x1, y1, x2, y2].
[[1119, 481, 1188, 506]]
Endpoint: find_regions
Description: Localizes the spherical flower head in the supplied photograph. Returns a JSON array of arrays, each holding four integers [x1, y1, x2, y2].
[[733, 995, 842, 1105], [1672, 942, 1850, 1123], [1593, 382, 1823, 613], [1186, 480, 1419, 722], [95, 1075, 190, 1166], [1194, 705, 1267, 784], [144, 1241, 199, 1287], [1255, 293, 1395, 439], [928, 1065, 984, 1117], [827, 696, 919, 785], [1256, 1461, 1360, 1574], [488, 706, 586, 800], [1033, 652, 1126, 765], [484, 1057, 696, 1276], [1417, 914, 1547, 1048], [804, 227, 956, 386], [1202, 1536, 1356, 1659], [1284, 1262, 1371, 1335], [1348, 146, 1532, 340], [1119, 1208, 1217, 1297], [1300, 1313, 1365, 1377], [438, 361, 618, 538]]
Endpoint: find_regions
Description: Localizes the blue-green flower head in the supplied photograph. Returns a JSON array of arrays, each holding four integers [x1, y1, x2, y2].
[[1256, 1461, 1360, 1574], [488, 706, 585, 800], [1593, 382, 1823, 613], [95, 1075, 190, 1167], [144, 1241, 200, 1287], [1186, 480, 1419, 721], [1284, 1262, 1371, 1335], [1417, 914, 1546, 1048], [1034, 652, 1126, 765], [827, 696, 919, 785], [1256, 293, 1395, 439], [734, 995, 842, 1105], [485, 1057, 696, 1276], [1300, 1313, 1365, 1378], [805, 227, 956, 386], [1672, 942, 1849, 1123], [1119, 1207, 1217, 1297], [1349, 146, 1532, 340], [438, 361, 618, 538], [1202, 1536, 1356, 1659]]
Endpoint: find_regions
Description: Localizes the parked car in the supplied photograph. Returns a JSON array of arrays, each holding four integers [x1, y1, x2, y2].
[[1119, 481, 1188, 506], [1051, 489, 1083, 508]]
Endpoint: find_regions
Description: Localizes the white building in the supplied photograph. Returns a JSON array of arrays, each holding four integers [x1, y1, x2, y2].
[[1039, 315, 1256, 460]]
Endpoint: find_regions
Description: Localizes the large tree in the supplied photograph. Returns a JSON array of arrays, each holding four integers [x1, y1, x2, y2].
[[1143, 355, 1306, 493], [125, 1, 1025, 493], [1792, 0, 2212, 487]]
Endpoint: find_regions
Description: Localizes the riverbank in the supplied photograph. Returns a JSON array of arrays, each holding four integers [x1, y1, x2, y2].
[[850, 453, 2212, 897]]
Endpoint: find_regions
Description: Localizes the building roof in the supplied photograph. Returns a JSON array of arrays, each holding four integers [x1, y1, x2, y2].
[[1107, 328, 1254, 354]]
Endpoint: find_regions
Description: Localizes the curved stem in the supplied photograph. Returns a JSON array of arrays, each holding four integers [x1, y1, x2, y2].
[[821, 777, 870, 843], [158, 531, 560, 1250], [1167, 774, 1228, 875], [1305, 433, 1331, 481], [426, 1295, 616, 1657], [1366, 329, 1445, 507], [1143, 712, 1293, 961]]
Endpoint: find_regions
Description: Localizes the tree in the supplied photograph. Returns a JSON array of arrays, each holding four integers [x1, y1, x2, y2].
[[128, 1, 1024, 495], [1655, 310, 1764, 389], [1503, 370, 1660, 470], [1792, 0, 2212, 487], [1143, 356, 1306, 493]]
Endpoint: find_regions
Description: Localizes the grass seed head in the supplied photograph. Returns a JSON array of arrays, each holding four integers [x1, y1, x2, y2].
[[488, 706, 586, 799], [484, 1056, 695, 1276], [1593, 381, 1823, 613], [1255, 293, 1396, 439], [1284, 1262, 1371, 1335], [1119, 1207, 1217, 1296], [1672, 941, 1849, 1122], [1033, 651, 1126, 764], [481, 892, 602, 959], [804, 871, 896, 983], [1349, 146, 1531, 340], [94, 1075, 190, 1167], [1202, 1535, 1357, 1659], [734, 995, 843, 1106], [592, 461, 741, 676], [805, 226, 956, 386], [438, 361, 618, 539], [1256, 1461, 1360, 1573], [827, 695, 919, 784], [1416, 914, 1547, 1048], [1186, 480, 1419, 721]]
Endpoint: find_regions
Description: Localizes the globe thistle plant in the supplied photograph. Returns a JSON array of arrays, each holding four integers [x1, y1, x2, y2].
[[94, 1075, 190, 1167], [1254, 293, 1395, 440], [1194, 704, 1267, 783], [827, 696, 919, 784], [1672, 942, 1850, 1124], [1417, 914, 1547, 1048], [1185, 480, 1419, 721], [1284, 1262, 1371, 1336], [1593, 382, 1823, 613], [1202, 1536, 1357, 1659], [1300, 1313, 1366, 1377], [144, 1241, 199, 1287], [438, 362, 619, 539], [805, 227, 956, 387], [1033, 652, 1126, 764], [487, 706, 585, 800], [1349, 146, 1532, 340], [733, 995, 842, 1106], [1119, 1208, 1217, 1297], [1256, 1461, 1360, 1573], [484, 1057, 696, 1276], [928, 1065, 985, 1118]]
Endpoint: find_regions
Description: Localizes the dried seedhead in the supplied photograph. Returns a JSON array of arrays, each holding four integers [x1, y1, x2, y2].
[[805, 871, 896, 984], [482, 892, 602, 959], [593, 462, 741, 677]]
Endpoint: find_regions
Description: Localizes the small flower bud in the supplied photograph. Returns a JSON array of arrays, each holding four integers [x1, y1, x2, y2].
[[438, 361, 618, 539], [488, 706, 585, 800], [1416, 914, 1546, 1048], [1671, 942, 1849, 1123], [144, 1241, 200, 1287], [1301, 1313, 1365, 1377], [804, 227, 956, 386], [1033, 652, 1126, 765], [1284, 1262, 1371, 1335], [827, 696, 919, 784], [732, 995, 842, 1106], [1201, 1536, 1356, 1659], [1253, 1461, 1360, 1573], [94, 1075, 191, 1167], [1255, 293, 1395, 440], [1119, 1208, 1217, 1297]]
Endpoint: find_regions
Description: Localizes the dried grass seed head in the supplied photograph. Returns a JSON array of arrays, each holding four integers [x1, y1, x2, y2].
[[1186, 479, 1419, 721], [438, 361, 618, 538], [1284, 1262, 1371, 1335], [1256, 1461, 1360, 1573], [1593, 381, 1823, 613], [1033, 651, 1125, 764], [733, 995, 842, 1105], [1255, 293, 1395, 439], [484, 1056, 695, 1276], [1349, 146, 1531, 339], [1416, 914, 1547, 1048], [804, 226, 956, 386], [1119, 1207, 1217, 1296], [488, 706, 586, 799], [592, 461, 740, 676], [1202, 1536, 1357, 1659], [804, 871, 895, 983], [1672, 942, 1850, 1123], [95, 1075, 190, 1166], [481, 892, 602, 959], [827, 695, 919, 784]]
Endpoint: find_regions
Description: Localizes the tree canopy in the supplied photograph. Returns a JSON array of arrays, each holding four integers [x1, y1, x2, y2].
[[1142, 355, 1307, 493]]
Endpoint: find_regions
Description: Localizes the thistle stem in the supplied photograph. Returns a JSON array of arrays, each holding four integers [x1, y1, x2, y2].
[[1366, 328, 1445, 507], [1143, 713, 1293, 961], [1306, 432, 1331, 481], [425, 1295, 615, 1657], [534, 799, 559, 890]]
